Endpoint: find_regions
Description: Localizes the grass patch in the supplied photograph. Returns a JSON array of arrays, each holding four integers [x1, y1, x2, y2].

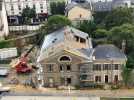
[[0, 39, 15, 49]]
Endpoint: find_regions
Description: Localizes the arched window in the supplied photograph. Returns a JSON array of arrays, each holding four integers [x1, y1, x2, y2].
[[59, 55, 71, 62]]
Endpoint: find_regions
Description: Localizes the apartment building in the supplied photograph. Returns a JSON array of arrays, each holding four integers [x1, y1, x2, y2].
[[5, 0, 48, 24]]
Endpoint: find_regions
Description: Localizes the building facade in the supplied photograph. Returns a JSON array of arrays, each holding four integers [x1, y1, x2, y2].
[[66, 3, 93, 25], [112, 0, 134, 8], [0, 0, 9, 37], [5, 0, 48, 25], [92, 45, 127, 84], [37, 26, 127, 88]]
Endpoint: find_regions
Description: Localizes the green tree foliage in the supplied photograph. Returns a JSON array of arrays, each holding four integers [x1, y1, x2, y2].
[[93, 11, 109, 25], [104, 7, 134, 29], [22, 7, 36, 24], [109, 24, 134, 54], [122, 66, 132, 87], [50, 2, 65, 15], [77, 20, 96, 37], [126, 53, 134, 69], [109, 24, 134, 69], [94, 29, 110, 39], [0, 39, 15, 49], [38, 15, 71, 35]]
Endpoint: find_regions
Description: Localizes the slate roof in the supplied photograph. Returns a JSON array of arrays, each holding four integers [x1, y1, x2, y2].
[[66, 2, 91, 11], [92, 1, 112, 12], [93, 44, 127, 60], [41, 26, 89, 50], [77, 48, 93, 58]]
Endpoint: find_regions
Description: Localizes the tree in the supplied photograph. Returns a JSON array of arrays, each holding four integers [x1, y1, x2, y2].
[[22, 7, 36, 24], [93, 11, 109, 26], [94, 29, 110, 39], [104, 7, 134, 29], [126, 53, 134, 69], [50, 2, 65, 15], [109, 24, 134, 54], [77, 20, 96, 37], [122, 65, 132, 87], [38, 15, 71, 35]]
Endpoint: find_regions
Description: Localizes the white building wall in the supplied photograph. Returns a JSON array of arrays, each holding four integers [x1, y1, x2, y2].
[[0, 1, 9, 37], [5, 0, 47, 16]]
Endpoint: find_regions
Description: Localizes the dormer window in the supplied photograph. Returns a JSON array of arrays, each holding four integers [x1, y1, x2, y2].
[[80, 38, 86, 43], [74, 36, 79, 42], [74, 35, 86, 43]]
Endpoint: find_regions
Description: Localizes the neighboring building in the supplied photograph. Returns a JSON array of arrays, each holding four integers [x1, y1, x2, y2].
[[0, 47, 17, 60], [37, 26, 127, 88], [92, 1, 112, 12], [66, 3, 93, 25], [92, 45, 127, 84], [71, 0, 87, 3], [112, 0, 134, 8], [0, 0, 9, 37], [92, 0, 134, 12], [5, 0, 48, 25]]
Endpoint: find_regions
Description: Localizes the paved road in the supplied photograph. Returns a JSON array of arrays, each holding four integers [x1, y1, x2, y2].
[[0, 96, 100, 100]]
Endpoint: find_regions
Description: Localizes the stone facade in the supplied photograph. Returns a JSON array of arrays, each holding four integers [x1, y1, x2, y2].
[[37, 26, 127, 88]]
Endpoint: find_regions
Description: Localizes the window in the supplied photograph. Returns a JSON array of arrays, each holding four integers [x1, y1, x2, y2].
[[67, 65, 71, 71], [67, 78, 71, 84], [114, 64, 119, 70], [59, 56, 71, 62], [114, 75, 118, 83], [105, 75, 108, 83], [93, 64, 101, 71], [80, 38, 86, 43], [60, 64, 64, 71], [103, 64, 111, 70], [74, 36, 79, 42], [18, 5, 21, 10], [40, 4, 43, 9], [81, 75, 87, 80], [11, 5, 14, 10], [47, 64, 53, 72], [95, 76, 101, 82]]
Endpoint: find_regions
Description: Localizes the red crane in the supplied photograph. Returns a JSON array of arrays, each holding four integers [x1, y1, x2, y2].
[[14, 45, 35, 73], [13, 33, 44, 73]]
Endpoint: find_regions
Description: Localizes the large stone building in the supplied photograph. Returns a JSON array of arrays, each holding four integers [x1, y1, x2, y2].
[[0, 0, 9, 37], [5, 0, 48, 25], [37, 26, 127, 88]]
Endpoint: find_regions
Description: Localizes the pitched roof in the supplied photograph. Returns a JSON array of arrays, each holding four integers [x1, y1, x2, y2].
[[93, 44, 127, 60], [93, 1, 112, 12], [41, 26, 89, 50], [66, 2, 91, 11]]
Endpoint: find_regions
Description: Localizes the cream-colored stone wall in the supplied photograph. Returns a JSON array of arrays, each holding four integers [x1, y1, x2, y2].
[[93, 59, 126, 83], [68, 6, 92, 21]]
